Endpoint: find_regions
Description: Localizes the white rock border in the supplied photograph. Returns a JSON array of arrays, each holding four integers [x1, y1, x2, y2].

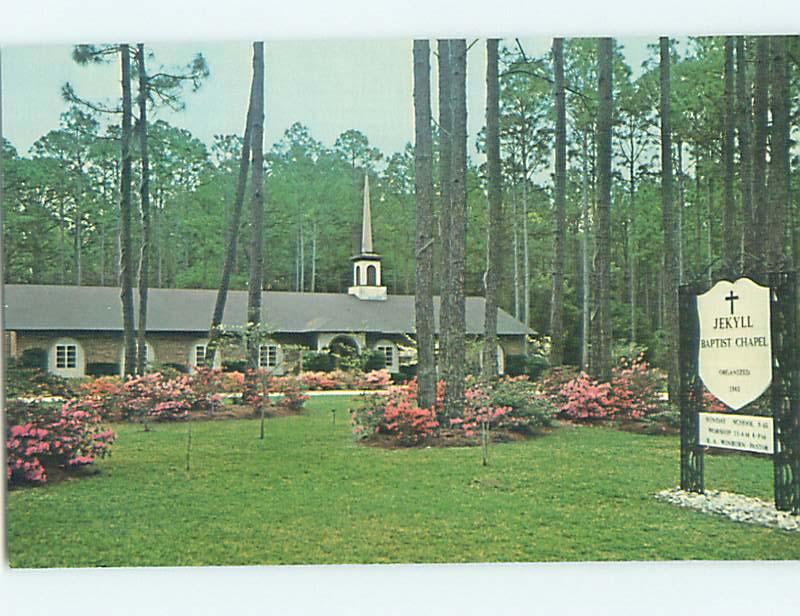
[[655, 487, 800, 531]]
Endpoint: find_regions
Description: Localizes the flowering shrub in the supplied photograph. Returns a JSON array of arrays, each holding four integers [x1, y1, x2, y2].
[[242, 371, 309, 413], [117, 373, 195, 422], [352, 382, 439, 444], [187, 367, 240, 413], [356, 369, 393, 390], [268, 376, 310, 411], [352, 376, 550, 445], [78, 376, 124, 418], [537, 366, 582, 405], [6, 399, 116, 485], [553, 357, 667, 421], [299, 371, 339, 390]]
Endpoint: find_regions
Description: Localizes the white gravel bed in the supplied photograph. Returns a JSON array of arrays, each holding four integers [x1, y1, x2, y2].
[[656, 487, 800, 531]]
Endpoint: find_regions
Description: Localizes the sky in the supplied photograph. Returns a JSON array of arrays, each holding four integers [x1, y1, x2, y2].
[[2, 38, 652, 161]]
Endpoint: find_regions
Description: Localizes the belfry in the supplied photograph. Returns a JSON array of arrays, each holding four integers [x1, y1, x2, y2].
[[348, 174, 388, 301]]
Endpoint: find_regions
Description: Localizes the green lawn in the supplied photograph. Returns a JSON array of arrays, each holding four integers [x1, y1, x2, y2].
[[7, 396, 800, 567]]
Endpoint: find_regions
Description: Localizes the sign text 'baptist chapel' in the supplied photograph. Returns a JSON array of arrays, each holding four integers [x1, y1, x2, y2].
[[697, 278, 772, 411]]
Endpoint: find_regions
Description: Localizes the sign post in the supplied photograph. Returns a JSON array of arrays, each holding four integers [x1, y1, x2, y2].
[[678, 273, 800, 514]]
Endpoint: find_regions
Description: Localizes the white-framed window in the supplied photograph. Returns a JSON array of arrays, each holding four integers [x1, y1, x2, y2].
[[120, 341, 156, 375], [49, 338, 85, 377], [259, 344, 279, 369], [376, 344, 393, 369], [56, 344, 77, 369], [189, 339, 221, 372], [195, 344, 207, 366]]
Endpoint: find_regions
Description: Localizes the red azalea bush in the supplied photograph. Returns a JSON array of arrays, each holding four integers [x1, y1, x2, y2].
[[78, 376, 125, 418], [117, 372, 195, 422], [6, 398, 116, 485], [352, 381, 439, 444]]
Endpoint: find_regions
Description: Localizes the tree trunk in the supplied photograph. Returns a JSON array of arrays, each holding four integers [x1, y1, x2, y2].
[[119, 44, 137, 377], [482, 38, 502, 379], [136, 43, 151, 375], [247, 41, 265, 370], [629, 135, 637, 343], [59, 198, 66, 284], [444, 38, 467, 419], [591, 38, 613, 383], [659, 37, 680, 405], [413, 39, 437, 408], [549, 37, 567, 366], [207, 60, 257, 366], [722, 37, 737, 278], [752, 37, 770, 272], [581, 135, 591, 372], [311, 220, 317, 293], [736, 36, 754, 273], [512, 178, 520, 319], [767, 35, 790, 271], [437, 39, 452, 380]]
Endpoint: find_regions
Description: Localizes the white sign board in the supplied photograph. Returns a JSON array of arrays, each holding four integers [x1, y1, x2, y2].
[[697, 278, 772, 410], [698, 412, 774, 454]]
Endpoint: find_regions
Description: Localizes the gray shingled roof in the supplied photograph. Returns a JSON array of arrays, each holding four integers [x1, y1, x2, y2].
[[3, 284, 530, 336]]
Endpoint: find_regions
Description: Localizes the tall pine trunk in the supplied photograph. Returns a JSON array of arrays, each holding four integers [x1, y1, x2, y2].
[[752, 37, 770, 271], [413, 39, 436, 407], [591, 38, 613, 382], [444, 38, 467, 418], [736, 36, 754, 273], [659, 37, 680, 405], [119, 44, 137, 377], [483, 38, 502, 378], [247, 42, 265, 369], [136, 43, 151, 375], [581, 135, 591, 371], [207, 62, 257, 366], [767, 35, 789, 271], [722, 37, 737, 277], [437, 39, 452, 381], [549, 37, 567, 366]]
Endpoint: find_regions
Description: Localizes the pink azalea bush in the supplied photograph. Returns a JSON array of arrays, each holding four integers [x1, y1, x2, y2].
[[356, 369, 393, 390], [117, 372, 195, 422], [351, 376, 552, 445], [298, 371, 339, 390], [6, 398, 116, 485], [242, 371, 310, 413], [552, 356, 668, 421]]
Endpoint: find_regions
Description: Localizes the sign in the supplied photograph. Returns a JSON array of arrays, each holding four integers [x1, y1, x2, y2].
[[697, 277, 772, 410], [698, 412, 774, 454]]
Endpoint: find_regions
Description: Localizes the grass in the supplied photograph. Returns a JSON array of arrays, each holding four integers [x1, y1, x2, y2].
[[7, 396, 800, 567]]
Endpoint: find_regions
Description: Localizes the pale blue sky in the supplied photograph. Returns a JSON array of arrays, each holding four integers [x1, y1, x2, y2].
[[2, 38, 653, 160]]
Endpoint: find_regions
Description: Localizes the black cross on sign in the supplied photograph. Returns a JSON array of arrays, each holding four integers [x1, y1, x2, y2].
[[725, 290, 739, 314]]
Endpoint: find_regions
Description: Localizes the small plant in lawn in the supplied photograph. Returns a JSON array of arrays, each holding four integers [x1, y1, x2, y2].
[[6, 398, 115, 486]]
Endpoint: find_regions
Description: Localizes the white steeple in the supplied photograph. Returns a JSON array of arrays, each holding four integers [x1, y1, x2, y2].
[[348, 173, 387, 301], [361, 174, 374, 254]]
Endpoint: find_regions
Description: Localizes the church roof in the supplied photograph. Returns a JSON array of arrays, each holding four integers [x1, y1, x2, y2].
[[3, 284, 531, 336]]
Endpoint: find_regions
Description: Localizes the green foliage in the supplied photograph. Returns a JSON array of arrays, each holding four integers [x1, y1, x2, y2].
[[302, 351, 337, 372], [505, 354, 549, 381], [5, 367, 74, 399]]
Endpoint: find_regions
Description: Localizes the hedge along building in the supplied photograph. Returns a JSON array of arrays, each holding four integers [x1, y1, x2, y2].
[[3, 176, 529, 378]]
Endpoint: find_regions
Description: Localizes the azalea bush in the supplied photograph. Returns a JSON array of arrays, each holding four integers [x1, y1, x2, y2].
[[242, 371, 310, 413], [356, 369, 393, 390], [552, 357, 667, 422], [117, 372, 195, 423], [351, 382, 439, 444], [351, 375, 551, 445], [6, 398, 116, 485], [78, 376, 124, 419], [298, 371, 339, 390]]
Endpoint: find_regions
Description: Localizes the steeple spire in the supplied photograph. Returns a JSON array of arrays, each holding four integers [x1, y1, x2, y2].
[[361, 174, 374, 254]]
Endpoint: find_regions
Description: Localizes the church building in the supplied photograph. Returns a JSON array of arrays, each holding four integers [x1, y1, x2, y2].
[[3, 176, 529, 378]]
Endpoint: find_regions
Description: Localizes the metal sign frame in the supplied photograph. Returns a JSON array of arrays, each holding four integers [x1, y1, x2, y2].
[[678, 271, 800, 514]]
